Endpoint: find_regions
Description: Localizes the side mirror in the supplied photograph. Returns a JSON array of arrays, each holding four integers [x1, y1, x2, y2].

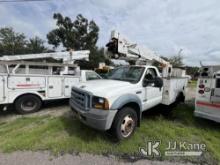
[[143, 79, 155, 87], [154, 77, 163, 88]]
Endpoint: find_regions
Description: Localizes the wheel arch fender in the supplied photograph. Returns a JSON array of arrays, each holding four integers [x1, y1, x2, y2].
[[13, 92, 43, 104], [110, 94, 142, 126]]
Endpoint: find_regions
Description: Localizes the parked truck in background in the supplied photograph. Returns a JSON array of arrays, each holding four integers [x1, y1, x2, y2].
[[0, 51, 102, 114], [69, 30, 188, 140], [194, 65, 220, 123]]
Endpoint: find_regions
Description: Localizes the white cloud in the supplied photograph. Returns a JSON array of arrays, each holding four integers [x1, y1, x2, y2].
[[0, 0, 220, 66]]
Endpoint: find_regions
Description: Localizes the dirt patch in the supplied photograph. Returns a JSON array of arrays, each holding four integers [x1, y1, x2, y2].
[[0, 100, 72, 123], [0, 151, 195, 165]]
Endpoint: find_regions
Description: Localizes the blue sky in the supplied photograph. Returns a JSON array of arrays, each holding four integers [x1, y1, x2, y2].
[[0, 0, 220, 66]]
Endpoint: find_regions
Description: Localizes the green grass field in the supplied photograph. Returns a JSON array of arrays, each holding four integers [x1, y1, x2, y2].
[[0, 104, 219, 164]]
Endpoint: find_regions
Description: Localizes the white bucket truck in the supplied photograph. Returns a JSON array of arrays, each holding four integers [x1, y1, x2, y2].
[[0, 51, 102, 114], [70, 31, 188, 140]]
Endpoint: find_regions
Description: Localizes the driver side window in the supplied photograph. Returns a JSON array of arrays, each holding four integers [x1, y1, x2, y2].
[[143, 68, 157, 87], [86, 72, 101, 80], [145, 68, 157, 80]]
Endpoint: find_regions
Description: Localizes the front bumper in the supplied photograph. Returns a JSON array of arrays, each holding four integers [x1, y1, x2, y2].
[[69, 99, 117, 131]]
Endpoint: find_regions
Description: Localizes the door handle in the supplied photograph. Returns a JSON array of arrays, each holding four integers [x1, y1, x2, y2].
[[49, 86, 53, 89], [136, 91, 142, 94], [65, 85, 69, 88]]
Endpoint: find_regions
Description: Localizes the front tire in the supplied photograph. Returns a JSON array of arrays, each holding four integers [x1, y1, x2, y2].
[[112, 107, 137, 141], [15, 95, 42, 114]]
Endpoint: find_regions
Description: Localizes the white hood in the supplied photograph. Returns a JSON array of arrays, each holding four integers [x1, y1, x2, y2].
[[74, 79, 134, 98]]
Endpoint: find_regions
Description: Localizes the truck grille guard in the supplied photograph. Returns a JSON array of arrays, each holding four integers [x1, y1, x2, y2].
[[71, 86, 92, 111]]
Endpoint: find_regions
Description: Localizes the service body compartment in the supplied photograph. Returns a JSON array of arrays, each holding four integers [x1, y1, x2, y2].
[[162, 78, 188, 105], [47, 77, 63, 98], [64, 77, 80, 97], [8, 75, 46, 89]]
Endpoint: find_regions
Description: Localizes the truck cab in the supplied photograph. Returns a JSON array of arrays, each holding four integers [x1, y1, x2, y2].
[[70, 65, 186, 140]]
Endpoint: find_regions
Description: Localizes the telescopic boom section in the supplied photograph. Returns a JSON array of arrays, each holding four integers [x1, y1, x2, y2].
[[106, 30, 172, 77]]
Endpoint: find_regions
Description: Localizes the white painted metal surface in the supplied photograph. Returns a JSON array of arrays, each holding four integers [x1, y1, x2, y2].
[[162, 78, 188, 105], [8, 76, 46, 89], [0, 51, 89, 63], [48, 77, 63, 98], [64, 77, 80, 97], [107, 30, 172, 77], [195, 65, 220, 123], [0, 76, 4, 102]]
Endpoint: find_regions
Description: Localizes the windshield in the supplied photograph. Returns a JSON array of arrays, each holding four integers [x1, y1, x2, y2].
[[108, 66, 145, 83], [86, 71, 102, 80]]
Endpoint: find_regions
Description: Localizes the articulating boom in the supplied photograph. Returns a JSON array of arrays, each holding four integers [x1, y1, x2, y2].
[[106, 30, 172, 77]]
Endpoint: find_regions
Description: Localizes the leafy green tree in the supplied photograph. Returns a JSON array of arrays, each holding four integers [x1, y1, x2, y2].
[[153, 55, 184, 68], [27, 36, 48, 54], [47, 13, 105, 68], [90, 47, 106, 67], [47, 13, 99, 50], [168, 55, 184, 67], [0, 27, 49, 56], [0, 27, 27, 55], [185, 66, 199, 77]]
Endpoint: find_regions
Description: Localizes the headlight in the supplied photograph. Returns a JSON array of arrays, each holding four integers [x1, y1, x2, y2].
[[92, 96, 109, 110]]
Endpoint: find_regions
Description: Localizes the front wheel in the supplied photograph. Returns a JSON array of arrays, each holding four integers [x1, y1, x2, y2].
[[111, 107, 137, 141], [15, 95, 42, 114]]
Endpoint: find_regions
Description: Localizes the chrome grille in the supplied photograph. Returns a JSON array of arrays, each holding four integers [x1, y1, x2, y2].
[[71, 87, 91, 111]]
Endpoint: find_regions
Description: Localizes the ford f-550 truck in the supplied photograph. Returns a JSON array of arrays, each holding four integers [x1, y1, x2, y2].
[[69, 31, 188, 140]]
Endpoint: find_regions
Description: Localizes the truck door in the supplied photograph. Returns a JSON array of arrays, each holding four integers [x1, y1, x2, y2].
[[48, 77, 63, 98], [211, 77, 220, 103], [0, 76, 4, 102], [143, 68, 163, 110]]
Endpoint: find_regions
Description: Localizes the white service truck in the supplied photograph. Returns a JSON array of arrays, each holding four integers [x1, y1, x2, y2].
[[69, 31, 188, 140], [0, 51, 102, 114], [194, 65, 220, 123]]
